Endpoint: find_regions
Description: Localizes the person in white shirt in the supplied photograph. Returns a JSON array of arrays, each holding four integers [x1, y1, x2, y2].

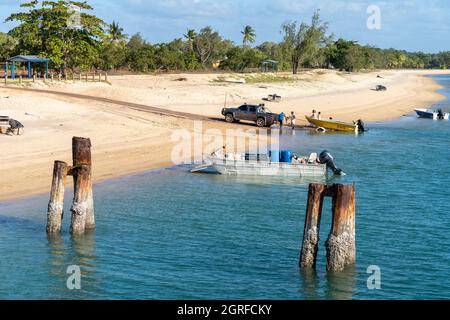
[[310, 110, 318, 119], [290, 111, 296, 129]]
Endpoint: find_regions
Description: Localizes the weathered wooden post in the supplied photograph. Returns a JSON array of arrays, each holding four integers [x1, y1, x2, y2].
[[92, 73, 95, 82], [47, 161, 70, 233], [105, 72, 108, 82], [299, 184, 327, 268], [72, 137, 95, 230], [19, 76, 22, 84], [300, 183, 356, 272], [85, 74, 88, 82], [326, 184, 356, 272], [33, 74, 36, 82], [79, 73, 82, 81], [51, 73, 54, 82], [58, 74, 61, 82], [98, 73, 101, 82], [70, 165, 91, 235]]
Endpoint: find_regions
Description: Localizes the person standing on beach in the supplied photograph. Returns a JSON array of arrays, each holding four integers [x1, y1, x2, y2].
[[279, 112, 285, 127], [318, 112, 322, 120], [290, 111, 296, 129]]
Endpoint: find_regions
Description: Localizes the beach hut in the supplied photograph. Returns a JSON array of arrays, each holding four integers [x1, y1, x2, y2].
[[261, 60, 279, 72], [4, 55, 50, 80]]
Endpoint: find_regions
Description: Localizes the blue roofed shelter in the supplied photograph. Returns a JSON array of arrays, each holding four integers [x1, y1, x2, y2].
[[5, 55, 50, 80], [261, 60, 279, 72]]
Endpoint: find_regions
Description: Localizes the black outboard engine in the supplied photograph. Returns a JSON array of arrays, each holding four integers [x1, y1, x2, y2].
[[356, 119, 366, 132], [437, 109, 444, 120], [319, 150, 344, 175]]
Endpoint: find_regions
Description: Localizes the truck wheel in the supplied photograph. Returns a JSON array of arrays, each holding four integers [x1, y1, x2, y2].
[[225, 114, 235, 123], [256, 118, 266, 127]]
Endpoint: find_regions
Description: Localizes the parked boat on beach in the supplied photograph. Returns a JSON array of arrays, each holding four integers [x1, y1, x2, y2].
[[414, 108, 449, 120], [305, 116, 366, 133], [191, 150, 344, 177]]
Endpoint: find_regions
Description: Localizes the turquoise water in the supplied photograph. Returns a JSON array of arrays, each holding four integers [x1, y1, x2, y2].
[[1, 75, 450, 300]]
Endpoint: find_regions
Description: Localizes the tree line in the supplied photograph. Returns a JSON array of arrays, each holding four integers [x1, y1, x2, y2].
[[2, 0, 450, 75]]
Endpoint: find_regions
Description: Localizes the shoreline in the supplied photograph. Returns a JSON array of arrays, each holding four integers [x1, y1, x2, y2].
[[0, 69, 448, 202]]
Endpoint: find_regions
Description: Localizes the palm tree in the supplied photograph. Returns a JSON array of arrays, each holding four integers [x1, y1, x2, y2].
[[241, 25, 256, 46], [184, 29, 197, 51], [108, 21, 126, 43]]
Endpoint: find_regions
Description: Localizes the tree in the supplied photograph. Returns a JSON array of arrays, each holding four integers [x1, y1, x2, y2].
[[221, 46, 264, 72], [107, 21, 127, 43], [6, 0, 105, 73], [184, 29, 197, 51], [0, 32, 17, 61], [281, 10, 332, 74], [193, 26, 223, 68], [125, 33, 156, 72], [241, 25, 256, 46]]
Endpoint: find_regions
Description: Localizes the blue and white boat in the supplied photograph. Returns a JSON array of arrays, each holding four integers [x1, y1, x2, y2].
[[414, 108, 449, 120]]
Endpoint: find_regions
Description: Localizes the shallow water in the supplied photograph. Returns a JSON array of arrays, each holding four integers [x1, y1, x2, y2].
[[1, 75, 450, 300]]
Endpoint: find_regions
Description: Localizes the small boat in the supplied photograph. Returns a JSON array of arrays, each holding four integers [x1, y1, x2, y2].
[[191, 150, 344, 177], [414, 108, 449, 120], [305, 116, 366, 133]]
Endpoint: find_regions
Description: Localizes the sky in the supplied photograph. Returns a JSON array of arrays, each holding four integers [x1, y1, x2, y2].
[[0, 0, 450, 53]]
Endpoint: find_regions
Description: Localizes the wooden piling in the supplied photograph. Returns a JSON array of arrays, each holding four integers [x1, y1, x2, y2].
[[326, 184, 356, 272], [47, 161, 70, 233], [72, 137, 95, 229], [105, 72, 108, 82], [299, 184, 327, 268], [51, 73, 54, 82], [79, 73, 82, 81], [70, 165, 91, 235]]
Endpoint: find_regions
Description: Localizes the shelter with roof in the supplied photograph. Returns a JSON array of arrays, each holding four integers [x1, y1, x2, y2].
[[261, 60, 279, 72], [4, 55, 50, 80]]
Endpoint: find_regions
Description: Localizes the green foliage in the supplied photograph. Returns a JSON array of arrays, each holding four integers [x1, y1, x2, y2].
[[193, 26, 227, 68], [6, 0, 105, 72], [241, 25, 256, 46], [3, 2, 450, 74], [0, 32, 18, 61], [281, 10, 332, 74], [220, 46, 264, 72]]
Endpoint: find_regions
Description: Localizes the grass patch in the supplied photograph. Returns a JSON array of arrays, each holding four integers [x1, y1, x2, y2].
[[243, 73, 298, 83]]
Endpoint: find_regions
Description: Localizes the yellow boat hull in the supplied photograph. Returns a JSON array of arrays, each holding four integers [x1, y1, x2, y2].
[[305, 116, 357, 132]]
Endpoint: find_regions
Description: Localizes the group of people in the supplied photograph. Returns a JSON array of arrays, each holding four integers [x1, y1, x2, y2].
[[309, 109, 322, 120], [277, 109, 324, 129], [277, 111, 296, 129]]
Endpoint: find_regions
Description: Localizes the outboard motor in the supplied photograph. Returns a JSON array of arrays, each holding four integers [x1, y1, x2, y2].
[[356, 119, 366, 132], [319, 150, 345, 175], [437, 109, 444, 120]]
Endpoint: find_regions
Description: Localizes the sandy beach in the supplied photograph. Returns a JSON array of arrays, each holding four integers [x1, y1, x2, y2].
[[0, 69, 447, 201]]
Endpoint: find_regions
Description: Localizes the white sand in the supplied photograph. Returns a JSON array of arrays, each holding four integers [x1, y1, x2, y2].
[[0, 69, 446, 201]]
